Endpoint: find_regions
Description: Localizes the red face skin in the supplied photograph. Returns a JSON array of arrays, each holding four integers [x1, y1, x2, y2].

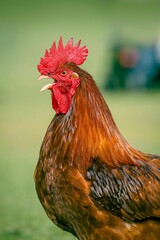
[[40, 67, 80, 114], [38, 38, 88, 114]]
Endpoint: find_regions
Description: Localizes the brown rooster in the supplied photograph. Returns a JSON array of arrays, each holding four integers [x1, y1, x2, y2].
[[35, 37, 160, 240]]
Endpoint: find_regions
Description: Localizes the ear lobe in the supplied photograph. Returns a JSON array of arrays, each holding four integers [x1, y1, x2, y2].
[[70, 77, 80, 95], [71, 72, 79, 79], [73, 78, 80, 88]]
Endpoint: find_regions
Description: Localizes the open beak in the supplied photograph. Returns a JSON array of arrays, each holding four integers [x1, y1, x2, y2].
[[38, 75, 55, 92]]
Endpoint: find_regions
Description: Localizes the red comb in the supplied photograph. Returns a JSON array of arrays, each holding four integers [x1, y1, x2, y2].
[[38, 37, 88, 74]]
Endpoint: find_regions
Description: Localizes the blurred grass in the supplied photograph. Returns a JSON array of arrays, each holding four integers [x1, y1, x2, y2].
[[1, 0, 160, 239]]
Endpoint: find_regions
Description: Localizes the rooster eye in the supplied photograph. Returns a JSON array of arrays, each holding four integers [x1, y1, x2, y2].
[[61, 71, 67, 76]]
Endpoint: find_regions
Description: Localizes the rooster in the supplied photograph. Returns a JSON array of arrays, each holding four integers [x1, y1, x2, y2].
[[35, 37, 160, 240]]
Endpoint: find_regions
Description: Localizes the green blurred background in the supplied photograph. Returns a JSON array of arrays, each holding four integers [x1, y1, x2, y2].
[[1, 0, 160, 239]]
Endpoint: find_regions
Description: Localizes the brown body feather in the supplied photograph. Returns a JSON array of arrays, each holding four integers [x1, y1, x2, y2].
[[35, 64, 160, 239]]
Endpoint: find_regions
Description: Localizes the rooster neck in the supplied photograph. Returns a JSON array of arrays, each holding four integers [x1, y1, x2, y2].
[[47, 69, 148, 173]]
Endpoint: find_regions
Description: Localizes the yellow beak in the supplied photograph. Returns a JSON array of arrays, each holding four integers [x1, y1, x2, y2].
[[40, 83, 54, 92], [37, 75, 50, 80]]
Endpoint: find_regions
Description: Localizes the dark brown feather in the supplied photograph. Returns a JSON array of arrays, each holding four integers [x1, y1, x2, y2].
[[86, 158, 160, 221]]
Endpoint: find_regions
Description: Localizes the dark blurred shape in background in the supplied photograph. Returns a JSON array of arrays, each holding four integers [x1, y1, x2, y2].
[[105, 35, 160, 90]]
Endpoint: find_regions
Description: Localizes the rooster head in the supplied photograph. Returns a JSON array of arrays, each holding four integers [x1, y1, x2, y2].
[[37, 37, 88, 114]]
